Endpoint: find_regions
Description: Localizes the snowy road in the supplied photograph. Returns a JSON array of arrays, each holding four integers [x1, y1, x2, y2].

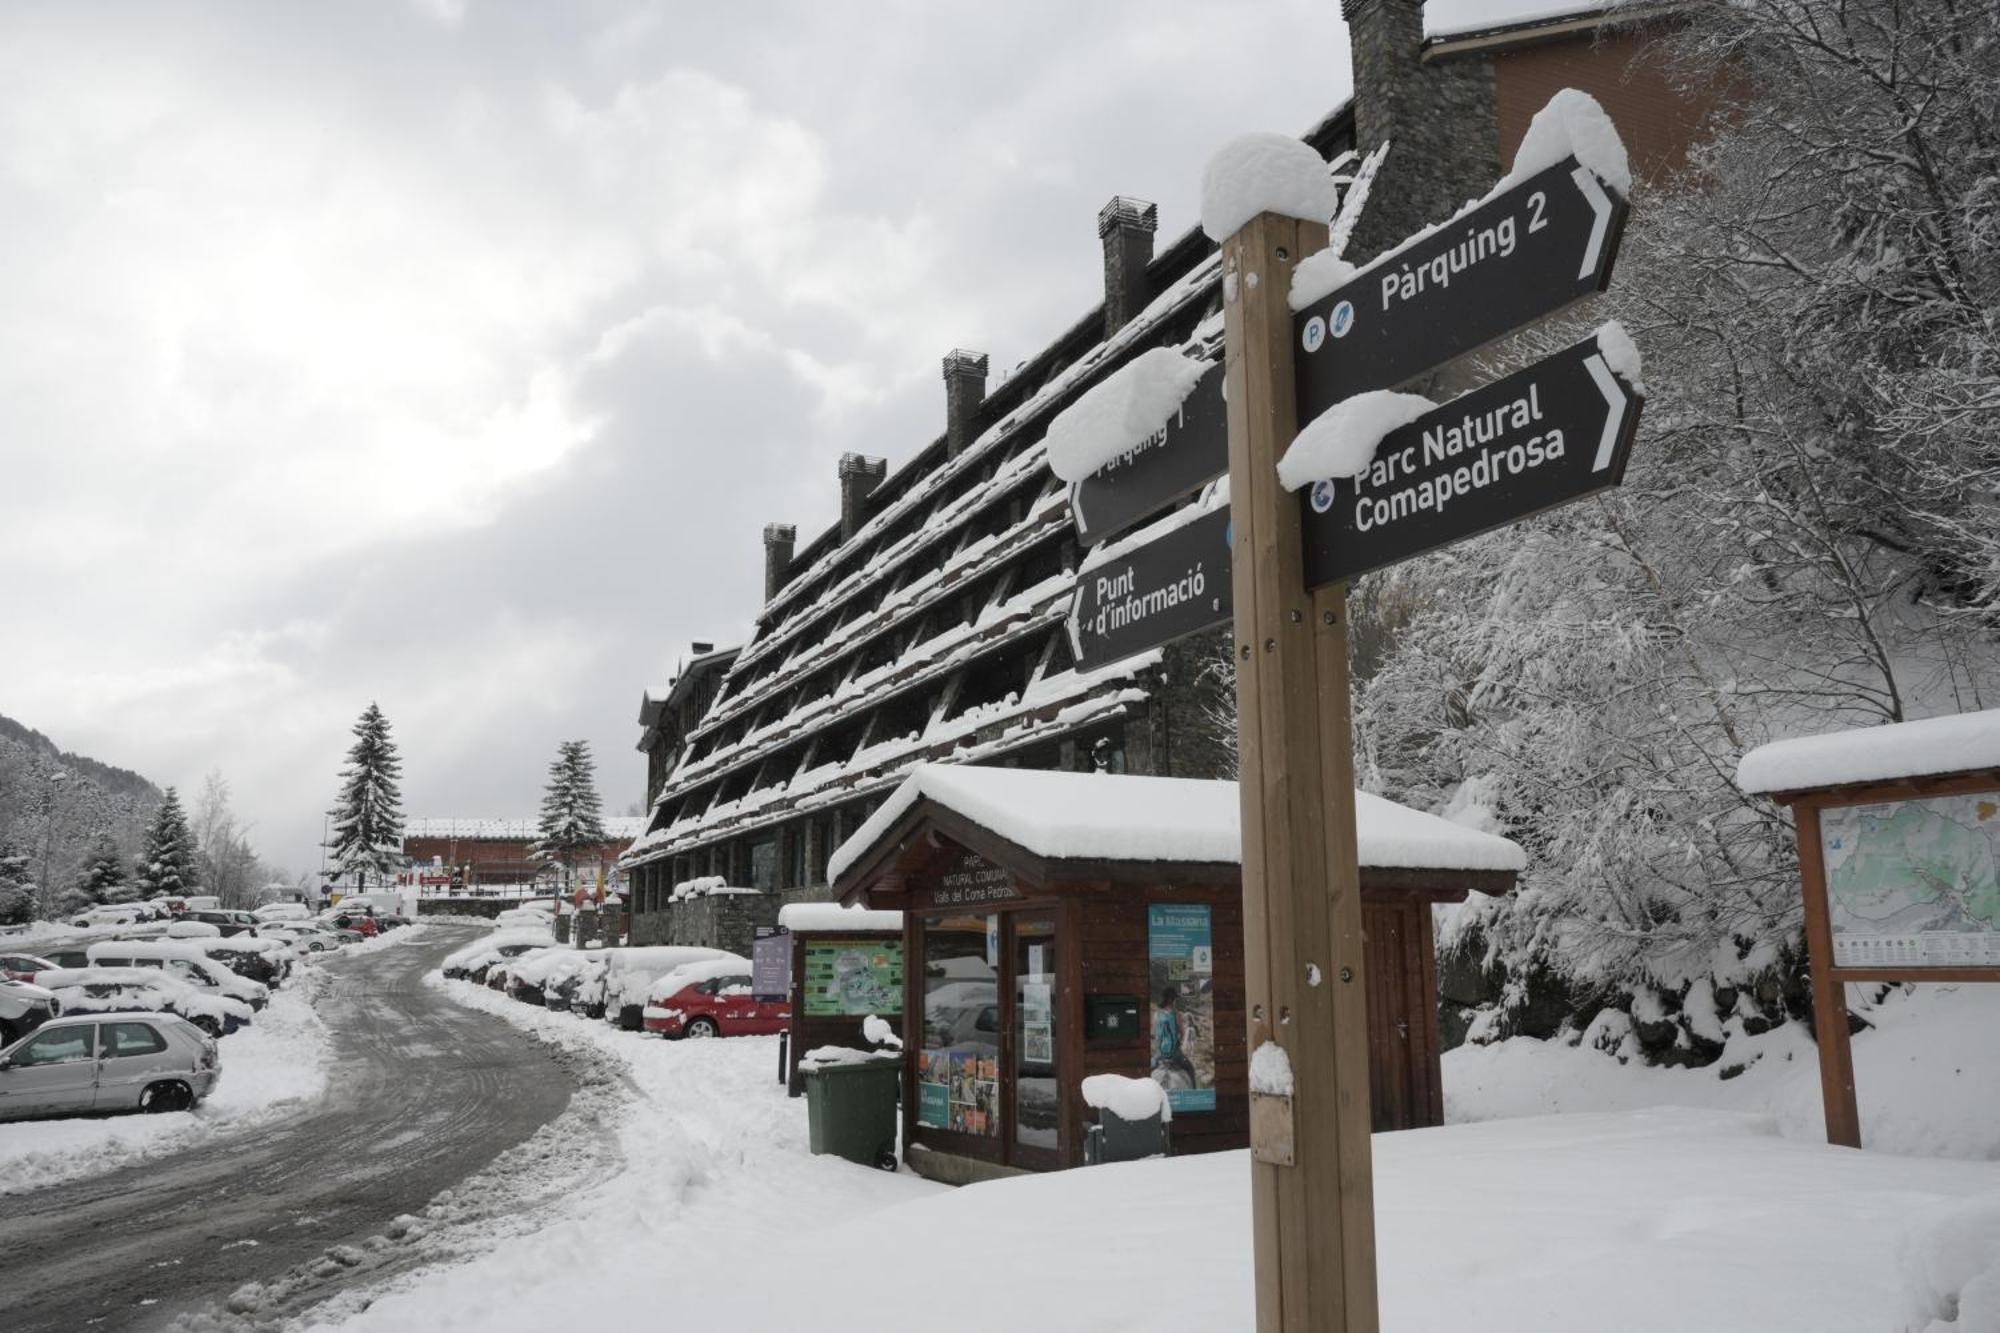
[[0, 929, 579, 1333]]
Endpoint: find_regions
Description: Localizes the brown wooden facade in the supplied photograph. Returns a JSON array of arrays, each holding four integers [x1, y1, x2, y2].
[[834, 796, 1514, 1180]]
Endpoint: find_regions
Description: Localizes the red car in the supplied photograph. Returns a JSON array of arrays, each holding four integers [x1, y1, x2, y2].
[[1, 954, 57, 983], [641, 959, 788, 1039]]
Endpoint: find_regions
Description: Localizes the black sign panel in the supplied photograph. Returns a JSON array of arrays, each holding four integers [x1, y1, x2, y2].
[[1293, 157, 1628, 420], [1070, 362, 1227, 546], [1069, 505, 1231, 670], [1300, 336, 1642, 589]]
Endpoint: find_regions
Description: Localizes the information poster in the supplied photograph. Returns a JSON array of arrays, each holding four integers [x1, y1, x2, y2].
[[801, 940, 904, 1016], [1820, 794, 2000, 968], [1148, 904, 1216, 1112], [915, 1049, 997, 1135], [1022, 981, 1055, 1065], [750, 929, 790, 1002]]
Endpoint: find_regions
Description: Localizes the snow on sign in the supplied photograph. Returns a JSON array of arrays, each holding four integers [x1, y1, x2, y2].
[[1068, 505, 1230, 671], [1070, 361, 1228, 546], [1819, 794, 2000, 969], [1292, 155, 1627, 418], [1295, 332, 1642, 588]]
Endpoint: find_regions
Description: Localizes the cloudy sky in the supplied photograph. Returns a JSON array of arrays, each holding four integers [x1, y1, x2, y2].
[[0, 1, 1385, 874]]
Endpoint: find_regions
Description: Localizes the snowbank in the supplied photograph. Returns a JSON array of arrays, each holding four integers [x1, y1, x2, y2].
[[1277, 389, 1435, 490], [0, 979, 335, 1197], [1041, 347, 1210, 483], [1200, 132, 1338, 241], [1738, 706, 2000, 795], [828, 765, 1527, 885]]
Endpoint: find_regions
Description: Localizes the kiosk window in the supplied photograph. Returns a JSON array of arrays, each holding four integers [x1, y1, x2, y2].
[[917, 913, 999, 1138]]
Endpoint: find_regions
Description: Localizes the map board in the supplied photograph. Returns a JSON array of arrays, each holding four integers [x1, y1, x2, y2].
[[1818, 793, 2000, 969], [801, 939, 905, 1016]]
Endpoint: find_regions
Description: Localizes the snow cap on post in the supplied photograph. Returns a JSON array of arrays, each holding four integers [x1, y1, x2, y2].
[[1200, 133, 1338, 242], [1505, 87, 1631, 198], [1276, 389, 1435, 491], [1043, 346, 1211, 483]]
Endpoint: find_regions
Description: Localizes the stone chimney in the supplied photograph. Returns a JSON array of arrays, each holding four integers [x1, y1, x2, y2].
[[690, 640, 713, 655], [941, 349, 989, 458], [838, 453, 888, 541], [1097, 196, 1159, 337], [1341, 0, 1499, 261], [762, 523, 796, 601]]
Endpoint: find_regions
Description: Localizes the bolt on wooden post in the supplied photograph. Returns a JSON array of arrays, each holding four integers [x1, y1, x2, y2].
[[1222, 209, 1380, 1333]]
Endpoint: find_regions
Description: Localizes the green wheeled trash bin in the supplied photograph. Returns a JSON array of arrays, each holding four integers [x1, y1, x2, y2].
[[804, 1054, 901, 1171]]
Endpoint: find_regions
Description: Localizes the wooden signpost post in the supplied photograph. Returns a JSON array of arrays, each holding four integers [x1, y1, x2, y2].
[[1061, 123, 1637, 1333]]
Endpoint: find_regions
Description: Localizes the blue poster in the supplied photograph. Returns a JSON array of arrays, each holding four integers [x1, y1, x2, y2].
[[1148, 904, 1216, 1112]]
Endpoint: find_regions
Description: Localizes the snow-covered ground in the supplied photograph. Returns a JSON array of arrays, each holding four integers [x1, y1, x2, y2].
[[0, 971, 335, 1196], [1447, 983, 2000, 1160], [294, 975, 2000, 1333]]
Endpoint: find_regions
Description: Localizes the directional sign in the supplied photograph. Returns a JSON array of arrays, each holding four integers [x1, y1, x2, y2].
[[1070, 362, 1227, 546], [1293, 155, 1627, 419], [1068, 505, 1231, 670], [1299, 334, 1642, 589]]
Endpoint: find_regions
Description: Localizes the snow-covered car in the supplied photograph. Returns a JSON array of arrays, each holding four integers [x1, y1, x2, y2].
[[85, 940, 271, 1010], [185, 909, 260, 937], [500, 948, 606, 1010], [440, 928, 557, 983], [70, 904, 149, 930], [199, 935, 293, 986], [0, 1012, 219, 1120], [251, 902, 312, 924], [260, 923, 336, 953], [494, 907, 556, 931], [642, 956, 782, 1039], [1, 952, 58, 983], [598, 946, 737, 1030], [0, 977, 62, 1045], [164, 920, 223, 939], [31, 967, 254, 1037]]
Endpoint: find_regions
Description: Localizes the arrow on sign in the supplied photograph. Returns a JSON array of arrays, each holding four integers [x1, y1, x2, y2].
[[1298, 333, 1643, 590], [1069, 504, 1231, 671], [1070, 361, 1228, 547], [1293, 155, 1628, 419]]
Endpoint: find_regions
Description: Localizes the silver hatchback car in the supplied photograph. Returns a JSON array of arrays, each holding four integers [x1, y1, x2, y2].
[[0, 1012, 220, 1120]]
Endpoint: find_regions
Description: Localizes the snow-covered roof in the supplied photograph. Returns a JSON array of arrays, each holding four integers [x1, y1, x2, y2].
[[1736, 709, 2000, 796], [404, 817, 646, 843], [776, 903, 903, 934], [828, 764, 1527, 884], [1422, 0, 1651, 41]]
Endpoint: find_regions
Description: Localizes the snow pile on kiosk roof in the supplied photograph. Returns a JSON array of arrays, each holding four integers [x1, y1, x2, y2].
[[776, 902, 902, 933], [829, 764, 1525, 883], [1042, 347, 1211, 483], [1200, 132, 1338, 241], [1737, 708, 2000, 795]]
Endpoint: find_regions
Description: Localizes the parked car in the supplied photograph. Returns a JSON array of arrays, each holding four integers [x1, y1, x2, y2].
[[85, 941, 270, 1010], [251, 902, 312, 924], [70, 903, 149, 930], [199, 935, 292, 986], [260, 923, 336, 954], [495, 907, 556, 931], [31, 967, 253, 1037], [0, 977, 61, 1045], [0, 1012, 219, 1120], [185, 909, 260, 937], [597, 946, 736, 1030], [503, 948, 604, 1009], [1, 953, 58, 983], [642, 957, 784, 1039], [441, 928, 557, 983]]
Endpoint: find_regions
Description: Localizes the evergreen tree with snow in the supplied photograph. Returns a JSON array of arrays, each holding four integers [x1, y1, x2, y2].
[[76, 831, 134, 904], [535, 740, 606, 894], [0, 836, 36, 926], [135, 787, 201, 898], [325, 703, 404, 892]]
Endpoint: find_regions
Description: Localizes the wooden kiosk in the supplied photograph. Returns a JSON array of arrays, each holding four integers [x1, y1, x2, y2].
[[828, 764, 1523, 1184], [774, 902, 905, 1095], [1739, 708, 2000, 1148]]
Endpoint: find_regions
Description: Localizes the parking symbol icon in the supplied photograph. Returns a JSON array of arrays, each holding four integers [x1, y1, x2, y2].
[[1301, 316, 1326, 354]]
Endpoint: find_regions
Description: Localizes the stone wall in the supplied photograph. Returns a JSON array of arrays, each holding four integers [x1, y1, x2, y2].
[[633, 890, 781, 957]]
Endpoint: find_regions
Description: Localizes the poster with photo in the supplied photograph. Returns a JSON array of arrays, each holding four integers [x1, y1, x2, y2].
[[1148, 904, 1216, 1112], [1022, 981, 1055, 1065], [940, 1049, 999, 1137]]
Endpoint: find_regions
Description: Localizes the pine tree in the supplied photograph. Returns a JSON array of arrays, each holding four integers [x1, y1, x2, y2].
[[76, 831, 134, 904], [0, 836, 36, 926], [135, 788, 200, 898], [535, 740, 606, 894], [326, 703, 404, 891]]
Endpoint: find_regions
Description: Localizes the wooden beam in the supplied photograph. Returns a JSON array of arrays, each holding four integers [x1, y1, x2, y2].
[[1794, 802, 1861, 1147], [1222, 208, 1379, 1333]]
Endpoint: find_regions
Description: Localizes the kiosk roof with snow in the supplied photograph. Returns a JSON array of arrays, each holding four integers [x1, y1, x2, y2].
[[826, 764, 1524, 1181]]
